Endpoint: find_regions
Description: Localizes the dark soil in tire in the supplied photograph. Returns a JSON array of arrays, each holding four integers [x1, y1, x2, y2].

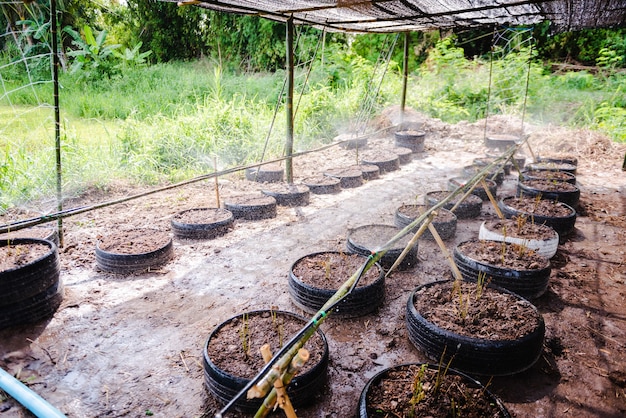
[[394, 204, 457, 241], [171, 208, 234, 240], [526, 161, 577, 175], [224, 195, 277, 220], [453, 238, 551, 299], [425, 190, 483, 219], [261, 183, 310, 206], [0, 226, 59, 246], [334, 133, 368, 150], [520, 169, 577, 184], [301, 175, 342, 194], [406, 280, 545, 376], [392, 146, 413, 164], [359, 363, 510, 418], [517, 179, 580, 208], [289, 251, 385, 317], [350, 164, 380, 180], [95, 228, 173, 273], [463, 164, 505, 185], [203, 310, 329, 413], [485, 134, 520, 151], [474, 157, 513, 175], [498, 196, 577, 240], [346, 224, 418, 271], [323, 167, 363, 188], [360, 150, 400, 173], [535, 155, 578, 166]]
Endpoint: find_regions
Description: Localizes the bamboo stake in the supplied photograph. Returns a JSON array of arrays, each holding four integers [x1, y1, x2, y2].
[[385, 211, 435, 278], [481, 178, 504, 219], [428, 222, 463, 282], [449, 179, 481, 214], [214, 155, 220, 208]]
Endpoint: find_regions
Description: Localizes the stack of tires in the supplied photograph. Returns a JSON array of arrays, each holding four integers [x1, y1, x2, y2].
[[0, 238, 62, 329]]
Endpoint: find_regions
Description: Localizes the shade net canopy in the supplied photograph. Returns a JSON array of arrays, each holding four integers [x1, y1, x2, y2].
[[172, 0, 626, 33]]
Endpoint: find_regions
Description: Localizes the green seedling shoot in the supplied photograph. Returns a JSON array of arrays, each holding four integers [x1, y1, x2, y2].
[[239, 312, 250, 359]]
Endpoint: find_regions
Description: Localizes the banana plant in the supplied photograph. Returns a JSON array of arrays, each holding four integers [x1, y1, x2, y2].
[[63, 25, 120, 80]]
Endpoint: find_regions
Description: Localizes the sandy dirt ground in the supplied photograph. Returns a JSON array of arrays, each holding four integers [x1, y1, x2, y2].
[[1, 110, 626, 418]]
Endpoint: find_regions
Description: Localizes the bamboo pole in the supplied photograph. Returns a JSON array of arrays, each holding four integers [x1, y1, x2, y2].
[[285, 16, 294, 184], [51, 0, 63, 248], [428, 223, 463, 282], [481, 178, 504, 219], [385, 210, 434, 277]]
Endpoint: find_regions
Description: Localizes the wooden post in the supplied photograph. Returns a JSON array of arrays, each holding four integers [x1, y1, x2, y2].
[[285, 16, 295, 184], [401, 31, 410, 120]]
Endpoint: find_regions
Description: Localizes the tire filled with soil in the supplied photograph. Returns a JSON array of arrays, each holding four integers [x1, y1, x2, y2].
[[224, 195, 278, 220], [346, 224, 418, 271], [425, 190, 483, 219], [359, 363, 511, 418], [447, 176, 498, 202], [245, 164, 284, 183], [301, 175, 342, 194], [289, 251, 385, 317], [478, 218, 559, 259], [203, 310, 329, 413], [171, 208, 234, 240], [517, 179, 580, 208], [406, 280, 545, 376], [95, 228, 173, 273], [520, 169, 577, 185], [360, 150, 400, 173], [498, 196, 577, 240], [261, 183, 310, 206], [323, 167, 363, 188], [394, 130, 425, 153], [394, 204, 457, 241]]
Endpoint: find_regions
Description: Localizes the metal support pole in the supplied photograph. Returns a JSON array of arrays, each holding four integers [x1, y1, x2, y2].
[[51, 0, 63, 247], [285, 16, 294, 184], [401, 31, 410, 120]]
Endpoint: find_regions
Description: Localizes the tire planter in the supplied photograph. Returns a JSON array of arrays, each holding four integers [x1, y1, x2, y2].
[[447, 176, 498, 202], [0, 238, 63, 328], [245, 164, 284, 183], [360, 150, 400, 174], [0, 226, 59, 246], [203, 310, 329, 413], [425, 190, 483, 219], [392, 146, 413, 164], [479, 219, 559, 259], [473, 157, 513, 175], [261, 183, 310, 206], [0, 238, 60, 306], [0, 280, 64, 329], [224, 195, 277, 220], [394, 204, 457, 241], [334, 133, 368, 150], [520, 169, 577, 185], [462, 164, 505, 185], [346, 224, 418, 271], [453, 238, 551, 299], [535, 155, 578, 166], [516, 179, 581, 208], [394, 130, 425, 153], [358, 363, 511, 418], [96, 229, 173, 273], [485, 134, 520, 151], [352, 164, 380, 181], [526, 161, 577, 175], [301, 175, 342, 194], [288, 251, 385, 317], [406, 280, 545, 376], [171, 208, 234, 240], [498, 196, 577, 240], [323, 167, 363, 188]]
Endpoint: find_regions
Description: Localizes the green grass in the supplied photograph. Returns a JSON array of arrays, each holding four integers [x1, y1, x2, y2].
[[0, 52, 624, 212]]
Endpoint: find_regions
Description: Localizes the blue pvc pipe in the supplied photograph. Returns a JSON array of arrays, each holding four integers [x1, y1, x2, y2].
[[0, 367, 66, 418]]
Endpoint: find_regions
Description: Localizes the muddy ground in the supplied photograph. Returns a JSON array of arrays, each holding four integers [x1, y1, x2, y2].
[[1, 111, 626, 418]]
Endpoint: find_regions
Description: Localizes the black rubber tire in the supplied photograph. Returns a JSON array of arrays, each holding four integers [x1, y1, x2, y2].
[[354, 164, 380, 180], [334, 133, 368, 150], [392, 146, 413, 164], [323, 167, 363, 188], [520, 169, 577, 185], [0, 238, 60, 306], [301, 175, 342, 194], [394, 204, 457, 241], [447, 176, 498, 202], [462, 165, 505, 185], [245, 164, 284, 183], [202, 310, 329, 413], [171, 208, 234, 240], [485, 134, 519, 151], [425, 191, 483, 219], [346, 224, 418, 271], [394, 130, 425, 153], [516, 180, 580, 208], [0, 279, 64, 329], [288, 251, 385, 317], [526, 161, 577, 175], [95, 230, 174, 273], [361, 150, 400, 173], [0, 227, 59, 246], [358, 363, 511, 418], [474, 157, 513, 175], [224, 195, 278, 220], [453, 238, 551, 299], [535, 156, 578, 166], [261, 184, 310, 206], [406, 280, 545, 376], [498, 196, 577, 240]]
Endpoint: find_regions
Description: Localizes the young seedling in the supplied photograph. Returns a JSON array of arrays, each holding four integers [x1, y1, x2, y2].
[[239, 312, 251, 359], [408, 363, 428, 417], [270, 308, 284, 349]]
